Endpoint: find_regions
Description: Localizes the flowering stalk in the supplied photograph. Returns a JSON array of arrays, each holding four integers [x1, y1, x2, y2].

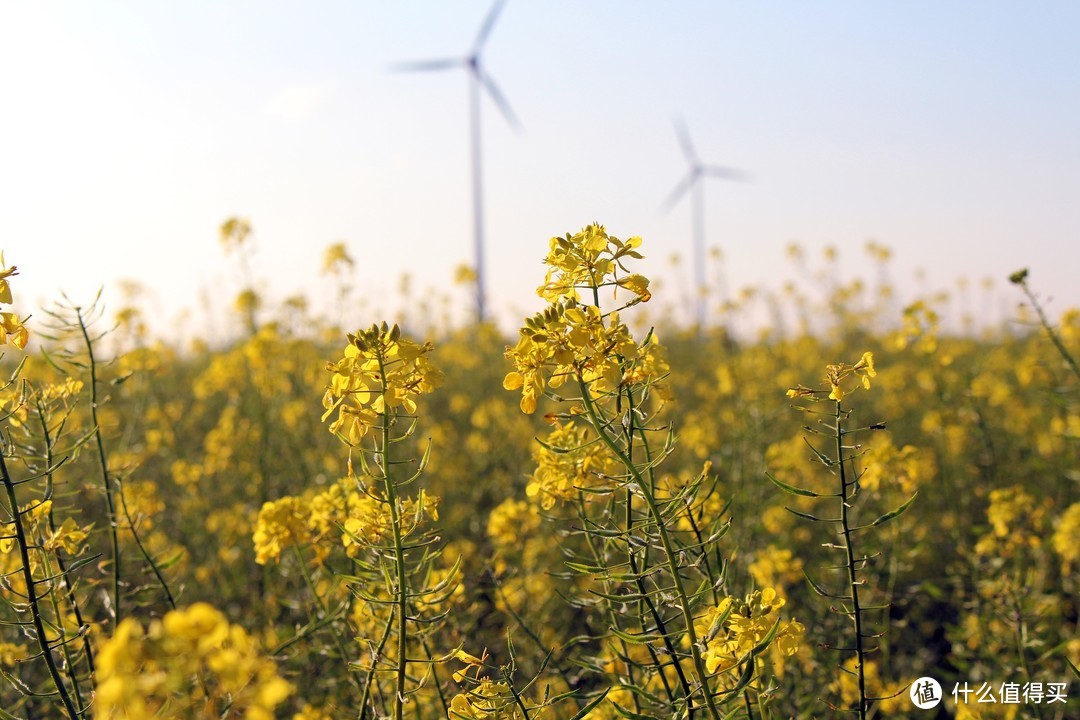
[[322, 321, 446, 719], [74, 302, 123, 625], [377, 346, 409, 720], [0, 443, 82, 719], [576, 376, 720, 718], [33, 387, 96, 706], [775, 353, 915, 717], [1010, 268, 1080, 382], [0, 257, 85, 717], [40, 297, 178, 624], [503, 225, 787, 717]]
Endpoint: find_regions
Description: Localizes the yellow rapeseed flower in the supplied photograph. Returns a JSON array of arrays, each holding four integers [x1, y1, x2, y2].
[[252, 496, 311, 565], [693, 587, 804, 676], [322, 322, 443, 444], [94, 603, 291, 719]]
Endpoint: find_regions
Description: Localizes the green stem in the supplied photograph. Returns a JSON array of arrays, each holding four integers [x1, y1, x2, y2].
[[0, 450, 81, 719], [579, 378, 722, 720], [115, 480, 176, 610], [742, 687, 755, 720], [1010, 583, 1045, 720], [834, 402, 867, 720], [573, 492, 644, 715], [620, 387, 693, 708], [290, 544, 364, 698], [42, 552, 85, 712], [75, 307, 121, 625], [35, 398, 96, 678], [377, 352, 409, 720], [357, 606, 397, 720], [1018, 279, 1080, 382]]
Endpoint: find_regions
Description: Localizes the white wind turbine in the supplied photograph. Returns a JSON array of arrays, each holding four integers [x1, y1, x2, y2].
[[392, 0, 519, 324], [660, 118, 747, 330]]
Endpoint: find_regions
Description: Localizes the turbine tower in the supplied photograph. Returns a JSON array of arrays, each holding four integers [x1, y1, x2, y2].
[[393, 0, 519, 324], [660, 118, 746, 330]]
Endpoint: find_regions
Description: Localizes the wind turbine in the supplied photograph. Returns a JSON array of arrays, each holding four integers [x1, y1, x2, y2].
[[392, 0, 519, 324], [660, 118, 747, 330]]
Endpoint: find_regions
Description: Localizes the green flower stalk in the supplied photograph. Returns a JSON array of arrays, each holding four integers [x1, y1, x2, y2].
[[322, 322, 449, 720], [772, 353, 915, 718]]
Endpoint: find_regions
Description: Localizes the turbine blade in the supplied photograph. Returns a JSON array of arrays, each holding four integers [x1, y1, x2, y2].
[[703, 165, 750, 181], [388, 58, 462, 73], [478, 69, 521, 130], [660, 173, 695, 213], [473, 0, 509, 53], [673, 116, 698, 164]]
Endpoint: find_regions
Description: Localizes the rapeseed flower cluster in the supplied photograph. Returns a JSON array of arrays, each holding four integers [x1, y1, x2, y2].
[[858, 436, 936, 495], [252, 496, 309, 565], [973, 485, 1049, 559], [693, 587, 804, 676], [448, 679, 523, 720], [253, 477, 441, 564], [0, 499, 53, 554], [536, 224, 649, 303], [786, 351, 876, 402], [526, 421, 620, 508], [322, 322, 443, 444], [94, 603, 291, 719], [504, 224, 666, 414], [445, 650, 539, 720]]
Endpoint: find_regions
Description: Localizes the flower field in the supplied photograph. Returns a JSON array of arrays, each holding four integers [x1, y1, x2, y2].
[[0, 226, 1076, 719]]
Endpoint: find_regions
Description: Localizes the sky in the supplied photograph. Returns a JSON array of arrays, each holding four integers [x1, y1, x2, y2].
[[2, 1, 1079, 340]]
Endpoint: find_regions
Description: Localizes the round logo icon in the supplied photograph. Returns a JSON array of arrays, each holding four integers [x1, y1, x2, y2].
[[910, 677, 943, 709]]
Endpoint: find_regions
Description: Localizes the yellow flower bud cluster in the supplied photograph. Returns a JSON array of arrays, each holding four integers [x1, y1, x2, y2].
[[252, 496, 310, 565], [322, 322, 444, 445], [504, 225, 665, 415], [537, 223, 648, 303]]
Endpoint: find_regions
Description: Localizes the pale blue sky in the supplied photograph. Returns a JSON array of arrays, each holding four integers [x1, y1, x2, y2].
[[2, 1, 1078, 337]]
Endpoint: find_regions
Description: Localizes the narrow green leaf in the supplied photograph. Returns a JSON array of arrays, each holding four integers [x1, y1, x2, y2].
[[568, 689, 610, 719], [785, 507, 832, 522], [802, 436, 835, 467], [765, 472, 821, 498], [720, 706, 744, 720], [589, 589, 651, 603], [565, 561, 602, 574], [803, 570, 846, 600], [155, 549, 186, 571], [608, 626, 653, 644], [870, 491, 918, 527]]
